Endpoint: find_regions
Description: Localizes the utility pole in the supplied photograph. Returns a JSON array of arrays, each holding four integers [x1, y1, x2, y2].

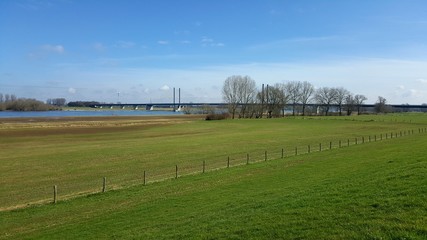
[[261, 84, 265, 118], [173, 87, 176, 112]]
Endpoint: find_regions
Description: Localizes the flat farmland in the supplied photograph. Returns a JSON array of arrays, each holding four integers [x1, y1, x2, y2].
[[0, 114, 426, 210]]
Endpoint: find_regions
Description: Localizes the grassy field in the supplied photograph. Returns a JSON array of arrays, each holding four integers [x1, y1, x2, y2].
[[0, 114, 427, 239], [0, 113, 426, 239], [0, 114, 426, 210]]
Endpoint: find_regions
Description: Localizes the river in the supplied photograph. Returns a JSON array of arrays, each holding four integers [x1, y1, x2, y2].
[[0, 110, 183, 118]]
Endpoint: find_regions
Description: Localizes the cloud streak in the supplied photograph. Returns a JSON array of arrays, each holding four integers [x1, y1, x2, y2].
[[41, 44, 65, 54]]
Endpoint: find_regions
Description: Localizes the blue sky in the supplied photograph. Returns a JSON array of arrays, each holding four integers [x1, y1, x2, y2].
[[1, 0, 427, 104]]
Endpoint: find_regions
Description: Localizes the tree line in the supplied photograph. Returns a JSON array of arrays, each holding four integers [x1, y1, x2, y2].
[[0, 93, 59, 111], [222, 75, 375, 119]]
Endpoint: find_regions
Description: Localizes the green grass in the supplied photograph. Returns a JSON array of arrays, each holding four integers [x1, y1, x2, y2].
[[0, 123, 426, 239], [0, 114, 426, 209]]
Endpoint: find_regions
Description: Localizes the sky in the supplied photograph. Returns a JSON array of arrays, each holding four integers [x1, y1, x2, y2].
[[1, 0, 427, 104]]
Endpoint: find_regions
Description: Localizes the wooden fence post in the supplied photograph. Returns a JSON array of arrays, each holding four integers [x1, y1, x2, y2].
[[347, 139, 350, 147], [175, 165, 178, 179], [295, 147, 298, 156], [143, 171, 146, 186], [102, 177, 106, 193], [227, 157, 230, 168], [281, 148, 284, 158], [265, 151, 267, 161], [339, 140, 341, 148], [203, 161, 205, 173], [247, 153, 249, 165], [355, 138, 358, 145], [319, 143, 322, 152], [329, 141, 332, 150], [53, 185, 57, 204], [308, 145, 310, 153]]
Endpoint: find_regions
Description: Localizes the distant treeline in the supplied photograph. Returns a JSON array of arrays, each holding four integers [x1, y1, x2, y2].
[[67, 101, 101, 107], [0, 93, 59, 111]]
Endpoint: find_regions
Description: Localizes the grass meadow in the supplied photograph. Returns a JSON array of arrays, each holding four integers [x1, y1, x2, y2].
[[0, 113, 426, 239]]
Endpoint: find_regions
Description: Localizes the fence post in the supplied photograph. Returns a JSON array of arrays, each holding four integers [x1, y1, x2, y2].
[[329, 141, 332, 150], [355, 138, 358, 145], [102, 177, 106, 193], [143, 171, 146, 186], [53, 185, 57, 204], [375, 135, 376, 141], [247, 153, 249, 165], [347, 139, 350, 147], [295, 147, 298, 156], [175, 165, 178, 179], [308, 145, 310, 153], [369, 136, 371, 142], [203, 161, 205, 173], [227, 156, 230, 168], [339, 140, 341, 148], [319, 143, 322, 152], [265, 151, 267, 161], [281, 148, 284, 158], [362, 137, 364, 144]]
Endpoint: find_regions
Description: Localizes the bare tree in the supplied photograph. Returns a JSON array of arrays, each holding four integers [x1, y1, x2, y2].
[[285, 81, 302, 116], [354, 94, 367, 115], [237, 76, 257, 118], [334, 87, 350, 116], [315, 87, 337, 116], [344, 93, 355, 116], [0, 93, 3, 103], [264, 83, 288, 118], [300, 81, 314, 116], [375, 96, 390, 113], [222, 75, 256, 119]]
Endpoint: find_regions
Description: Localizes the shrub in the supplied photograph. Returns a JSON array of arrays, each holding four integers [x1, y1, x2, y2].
[[205, 113, 230, 121]]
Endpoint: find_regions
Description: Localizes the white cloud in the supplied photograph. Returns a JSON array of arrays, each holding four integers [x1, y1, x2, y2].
[[93, 42, 106, 52], [41, 44, 65, 54], [416, 78, 427, 84], [68, 87, 76, 94], [249, 36, 344, 51], [201, 37, 224, 47], [201, 37, 214, 43], [158, 40, 169, 45], [115, 41, 136, 48], [160, 85, 170, 91]]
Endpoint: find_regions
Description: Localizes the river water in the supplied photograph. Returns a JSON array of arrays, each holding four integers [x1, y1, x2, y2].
[[0, 110, 183, 118]]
